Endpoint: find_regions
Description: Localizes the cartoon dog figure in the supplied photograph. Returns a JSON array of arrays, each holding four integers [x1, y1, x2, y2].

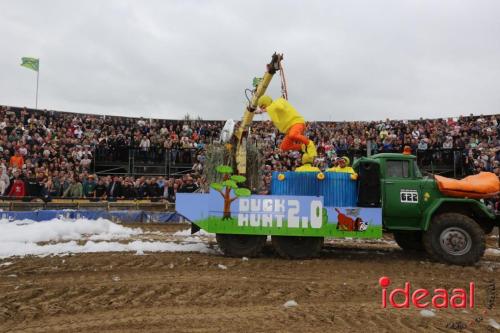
[[357, 219, 369, 231], [335, 208, 368, 231]]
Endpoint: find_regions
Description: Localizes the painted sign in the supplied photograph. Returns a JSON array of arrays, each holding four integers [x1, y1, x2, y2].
[[236, 197, 323, 228], [176, 191, 382, 239]]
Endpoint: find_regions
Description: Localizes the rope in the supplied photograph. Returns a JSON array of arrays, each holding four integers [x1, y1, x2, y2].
[[278, 60, 288, 100]]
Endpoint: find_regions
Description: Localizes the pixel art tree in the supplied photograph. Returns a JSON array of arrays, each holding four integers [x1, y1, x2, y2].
[[210, 165, 251, 219]]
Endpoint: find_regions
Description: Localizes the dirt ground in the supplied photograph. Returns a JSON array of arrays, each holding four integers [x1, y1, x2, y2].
[[0, 224, 498, 333]]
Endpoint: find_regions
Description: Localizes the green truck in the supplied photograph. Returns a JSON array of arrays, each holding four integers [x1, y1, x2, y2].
[[354, 153, 499, 265], [178, 152, 499, 266]]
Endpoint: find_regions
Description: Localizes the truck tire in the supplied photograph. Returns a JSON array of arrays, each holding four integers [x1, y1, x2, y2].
[[423, 213, 485, 266], [272, 236, 324, 259], [393, 231, 424, 251], [216, 234, 266, 257]]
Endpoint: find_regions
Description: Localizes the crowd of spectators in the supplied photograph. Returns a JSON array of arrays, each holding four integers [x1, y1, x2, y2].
[[0, 105, 498, 205], [253, 115, 499, 194]]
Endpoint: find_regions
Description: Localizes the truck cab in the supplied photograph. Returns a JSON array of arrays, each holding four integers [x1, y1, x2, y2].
[[354, 153, 499, 265], [371, 153, 430, 230]]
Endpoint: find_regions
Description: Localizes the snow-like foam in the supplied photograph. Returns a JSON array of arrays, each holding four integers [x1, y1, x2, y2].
[[0, 218, 214, 259], [0, 240, 214, 259], [0, 218, 141, 243], [173, 228, 214, 237]]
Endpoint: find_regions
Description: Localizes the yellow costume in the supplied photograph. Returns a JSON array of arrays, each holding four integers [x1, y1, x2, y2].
[[258, 95, 316, 157], [263, 97, 304, 134], [326, 156, 358, 180], [295, 153, 320, 172], [327, 166, 356, 174]]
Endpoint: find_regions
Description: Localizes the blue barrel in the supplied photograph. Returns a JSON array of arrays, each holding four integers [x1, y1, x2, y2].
[[271, 171, 320, 196], [271, 171, 357, 207], [319, 172, 357, 207]]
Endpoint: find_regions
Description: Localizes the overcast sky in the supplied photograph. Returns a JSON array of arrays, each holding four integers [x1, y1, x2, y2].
[[1, 0, 499, 121]]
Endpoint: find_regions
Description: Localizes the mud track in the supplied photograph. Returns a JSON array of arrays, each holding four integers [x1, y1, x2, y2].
[[0, 225, 498, 332]]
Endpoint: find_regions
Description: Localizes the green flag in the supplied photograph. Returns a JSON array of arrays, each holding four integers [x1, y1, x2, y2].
[[21, 57, 39, 72]]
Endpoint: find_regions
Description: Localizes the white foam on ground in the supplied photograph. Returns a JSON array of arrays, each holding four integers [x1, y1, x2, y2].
[[284, 300, 298, 308], [489, 318, 500, 329], [173, 228, 214, 237], [0, 218, 141, 243], [486, 248, 500, 256], [420, 309, 436, 317], [0, 218, 214, 259]]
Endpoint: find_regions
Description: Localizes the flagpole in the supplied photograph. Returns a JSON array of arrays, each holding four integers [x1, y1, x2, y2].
[[35, 67, 39, 109]]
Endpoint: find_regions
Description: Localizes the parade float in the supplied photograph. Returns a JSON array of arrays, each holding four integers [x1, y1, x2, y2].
[[177, 53, 500, 265]]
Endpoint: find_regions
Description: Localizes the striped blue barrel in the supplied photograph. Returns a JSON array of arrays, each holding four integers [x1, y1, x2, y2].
[[319, 172, 357, 207], [271, 171, 357, 207], [271, 172, 320, 196]]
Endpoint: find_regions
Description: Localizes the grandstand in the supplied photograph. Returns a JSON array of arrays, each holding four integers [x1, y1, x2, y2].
[[0, 104, 498, 205]]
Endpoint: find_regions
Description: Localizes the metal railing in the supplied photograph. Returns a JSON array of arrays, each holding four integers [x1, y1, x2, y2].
[[92, 146, 480, 178], [93, 147, 201, 177]]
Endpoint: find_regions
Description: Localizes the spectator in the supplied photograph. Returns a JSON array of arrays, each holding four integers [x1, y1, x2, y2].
[[26, 173, 43, 198], [146, 177, 161, 197], [9, 150, 24, 170], [179, 177, 199, 193], [0, 168, 9, 195], [107, 176, 122, 199], [8, 176, 26, 197], [139, 135, 150, 162], [164, 178, 175, 202], [83, 175, 97, 197], [63, 175, 83, 198], [94, 178, 108, 199], [45, 177, 60, 198], [121, 180, 137, 199]]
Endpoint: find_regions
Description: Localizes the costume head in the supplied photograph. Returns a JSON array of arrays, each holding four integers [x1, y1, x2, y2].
[[257, 95, 273, 108]]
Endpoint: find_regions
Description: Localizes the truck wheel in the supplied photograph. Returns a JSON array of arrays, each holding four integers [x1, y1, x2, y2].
[[423, 213, 485, 266], [393, 231, 424, 251], [216, 234, 266, 257], [272, 236, 324, 259]]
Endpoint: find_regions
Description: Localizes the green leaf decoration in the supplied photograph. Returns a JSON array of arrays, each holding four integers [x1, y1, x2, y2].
[[235, 188, 251, 197], [222, 180, 238, 189], [210, 183, 223, 191], [230, 175, 246, 183], [216, 165, 233, 174], [252, 77, 263, 87]]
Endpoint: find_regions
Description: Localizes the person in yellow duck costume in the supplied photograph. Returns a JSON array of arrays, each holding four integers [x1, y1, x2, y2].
[[295, 152, 320, 172], [255, 95, 317, 158], [326, 156, 358, 180]]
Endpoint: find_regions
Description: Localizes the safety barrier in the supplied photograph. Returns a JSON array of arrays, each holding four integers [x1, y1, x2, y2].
[[0, 209, 185, 224], [0, 199, 173, 212], [271, 171, 357, 207]]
